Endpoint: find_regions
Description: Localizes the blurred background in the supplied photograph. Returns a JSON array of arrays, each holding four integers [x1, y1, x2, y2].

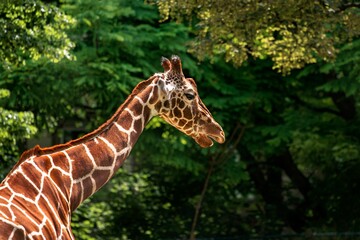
[[1, 0, 360, 239]]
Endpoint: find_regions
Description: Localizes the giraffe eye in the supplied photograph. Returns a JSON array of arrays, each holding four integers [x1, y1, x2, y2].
[[185, 93, 195, 100]]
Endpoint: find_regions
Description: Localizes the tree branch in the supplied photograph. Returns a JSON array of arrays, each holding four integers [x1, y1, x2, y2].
[[273, 151, 311, 198], [189, 157, 215, 240], [243, 149, 321, 232], [189, 122, 248, 239]]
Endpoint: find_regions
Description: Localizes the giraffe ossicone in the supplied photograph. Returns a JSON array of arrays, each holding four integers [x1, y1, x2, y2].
[[0, 55, 225, 239]]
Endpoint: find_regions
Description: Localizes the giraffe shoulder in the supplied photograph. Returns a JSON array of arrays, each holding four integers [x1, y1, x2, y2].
[[19, 145, 44, 161], [4, 145, 44, 177]]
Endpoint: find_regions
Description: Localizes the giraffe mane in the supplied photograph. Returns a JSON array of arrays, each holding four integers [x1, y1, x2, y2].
[[17, 75, 158, 164]]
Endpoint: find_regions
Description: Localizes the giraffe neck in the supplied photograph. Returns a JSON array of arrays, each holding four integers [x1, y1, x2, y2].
[[67, 77, 159, 210]]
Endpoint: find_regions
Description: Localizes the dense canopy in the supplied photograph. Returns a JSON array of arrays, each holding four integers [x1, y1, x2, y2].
[[0, 0, 75, 67], [151, 0, 360, 73]]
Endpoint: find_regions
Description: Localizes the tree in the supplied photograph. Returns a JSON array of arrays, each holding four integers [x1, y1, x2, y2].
[[0, 0, 75, 67], [0, 88, 37, 179], [0, 0, 73, 177], [150, 0, 360, 74], [225, 39, 360, 233]]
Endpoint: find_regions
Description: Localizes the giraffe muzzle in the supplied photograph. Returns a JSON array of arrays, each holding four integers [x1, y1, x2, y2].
[[194, 122, 225, 148], [209, 130, 226, 144]]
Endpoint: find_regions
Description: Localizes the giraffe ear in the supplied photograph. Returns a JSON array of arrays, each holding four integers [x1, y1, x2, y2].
[[161, 57, 171, 72], [170, 55, 183, 75]]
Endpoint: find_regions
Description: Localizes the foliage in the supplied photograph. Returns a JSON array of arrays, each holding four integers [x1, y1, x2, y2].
[[0, 88, 37, 179], [69, 33, 360, 236], [0, 0, 75, 67], [150, 0, 360, 74], [0, 0, 71, 177], [0, 0, 199, 131], [2, 0, 360, 239], [72, 168, 191, 239]]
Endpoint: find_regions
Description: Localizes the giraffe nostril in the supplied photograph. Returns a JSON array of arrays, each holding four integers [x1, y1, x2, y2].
[[219, 134, 226, 143], [220, 131, 226, 142]]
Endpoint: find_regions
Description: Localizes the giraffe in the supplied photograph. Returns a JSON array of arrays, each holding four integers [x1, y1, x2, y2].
[[0, 55, 225, 239]]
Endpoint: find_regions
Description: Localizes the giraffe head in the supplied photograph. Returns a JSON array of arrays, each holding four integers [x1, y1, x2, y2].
[[153, 55, 225, 148]]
